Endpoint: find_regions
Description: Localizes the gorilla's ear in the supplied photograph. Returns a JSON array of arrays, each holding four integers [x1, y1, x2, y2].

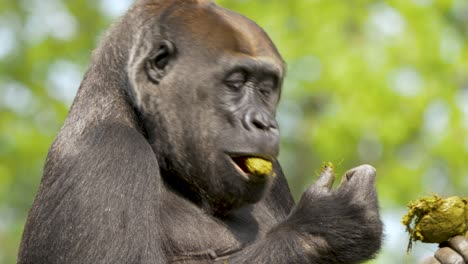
[[146, 40, 176, 83]]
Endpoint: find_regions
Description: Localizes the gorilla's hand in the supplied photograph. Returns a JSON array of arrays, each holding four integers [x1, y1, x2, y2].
[[227, 165, 382, 264], [422, 235, 468, 264], [282, 165, 383, 263]]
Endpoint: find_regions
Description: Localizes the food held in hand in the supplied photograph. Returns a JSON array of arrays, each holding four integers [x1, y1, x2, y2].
[[402, 194, 468, 251]]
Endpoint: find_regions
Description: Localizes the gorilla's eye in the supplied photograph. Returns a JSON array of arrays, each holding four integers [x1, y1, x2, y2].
[[259, 78, 275, 98], [225, 71, 247, 89]]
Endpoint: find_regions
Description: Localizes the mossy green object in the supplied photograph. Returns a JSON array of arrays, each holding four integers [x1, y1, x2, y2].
[[402, 194, 468, 251], [245, 158, 273, 177]]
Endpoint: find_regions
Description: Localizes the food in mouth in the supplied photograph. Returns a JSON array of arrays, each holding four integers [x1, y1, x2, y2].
[[231, 156, 273, 178]]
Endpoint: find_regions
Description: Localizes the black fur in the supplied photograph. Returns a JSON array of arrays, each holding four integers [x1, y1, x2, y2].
[[18, 1, 382, 263]]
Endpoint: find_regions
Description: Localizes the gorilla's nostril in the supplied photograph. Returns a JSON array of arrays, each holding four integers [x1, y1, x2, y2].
[[252, 118, 268, 130], [245, 110, 276, 132]]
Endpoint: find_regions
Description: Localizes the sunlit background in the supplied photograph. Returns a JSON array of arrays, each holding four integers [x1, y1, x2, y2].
[[1, 0, 467, 263]]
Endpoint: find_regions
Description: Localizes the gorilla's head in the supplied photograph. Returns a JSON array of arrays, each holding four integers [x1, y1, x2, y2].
[[128, 0, 285, 215]]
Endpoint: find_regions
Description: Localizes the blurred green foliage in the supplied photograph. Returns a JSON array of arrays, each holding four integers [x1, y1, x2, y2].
[[0, 0, 467, 263]]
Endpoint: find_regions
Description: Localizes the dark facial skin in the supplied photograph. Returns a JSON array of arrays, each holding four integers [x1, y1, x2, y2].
[[130, 1, 284, 215], [18, 0, 466, 263]]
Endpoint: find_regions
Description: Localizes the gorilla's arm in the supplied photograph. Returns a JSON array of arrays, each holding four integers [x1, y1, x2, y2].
[[229, 165, 383, 264], [18, 122, 167, 264]]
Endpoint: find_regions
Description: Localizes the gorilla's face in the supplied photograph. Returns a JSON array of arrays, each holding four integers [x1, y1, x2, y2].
[[130, 2, 284, 215]]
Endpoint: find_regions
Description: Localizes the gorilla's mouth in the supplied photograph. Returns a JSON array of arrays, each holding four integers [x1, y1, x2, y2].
[[230, 156, 273, 180]]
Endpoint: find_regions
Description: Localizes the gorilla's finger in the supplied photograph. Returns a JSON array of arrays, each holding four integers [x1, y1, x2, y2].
[[304, 165, 335, 198], [448, 236, 468, 262], [422, 256, 441, 264], [434, 247, 465, 264], [337, 164, 377, 208], [314, 165, 335, 191], [339, 164, 376, 190]]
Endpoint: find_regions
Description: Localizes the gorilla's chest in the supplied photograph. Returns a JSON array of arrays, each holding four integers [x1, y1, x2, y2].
[[161, 195, 279, 263]]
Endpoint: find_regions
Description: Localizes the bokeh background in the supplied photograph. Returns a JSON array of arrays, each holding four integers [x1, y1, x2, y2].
[[1, 0, 467, 263]]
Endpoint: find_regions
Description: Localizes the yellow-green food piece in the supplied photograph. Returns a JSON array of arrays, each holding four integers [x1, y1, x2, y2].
[[320, 161, 334, 173], [402, 194, 468, 251], [245, 158, 273, 176]]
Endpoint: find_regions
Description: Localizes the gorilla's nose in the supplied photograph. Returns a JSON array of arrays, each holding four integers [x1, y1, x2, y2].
[[242, 109, 278, 132]]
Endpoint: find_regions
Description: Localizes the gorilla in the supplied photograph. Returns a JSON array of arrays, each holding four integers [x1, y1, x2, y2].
[[18, 0, 467, 263]]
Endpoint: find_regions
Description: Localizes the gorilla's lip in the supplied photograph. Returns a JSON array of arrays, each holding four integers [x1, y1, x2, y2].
[[228, 154, 274, 180]]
